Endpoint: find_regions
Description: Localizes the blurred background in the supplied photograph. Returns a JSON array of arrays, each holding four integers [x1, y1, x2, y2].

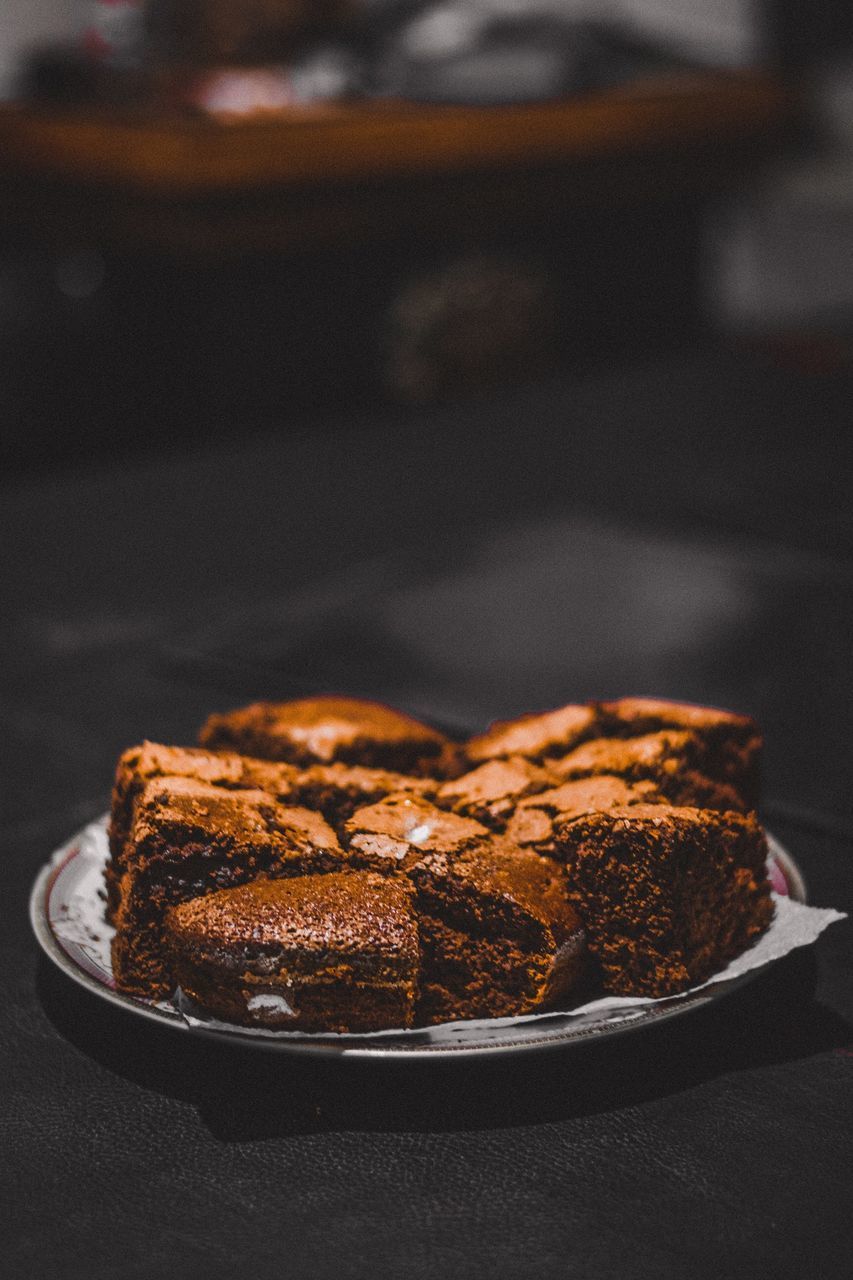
[[3, 1, 853, 830], [1, 0, 852, 467]]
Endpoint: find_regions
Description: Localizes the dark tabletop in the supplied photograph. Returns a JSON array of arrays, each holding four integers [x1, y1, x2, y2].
[[2, 344, 852, 1280]]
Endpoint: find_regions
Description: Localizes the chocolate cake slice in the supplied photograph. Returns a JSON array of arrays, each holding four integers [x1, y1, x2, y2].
[[595, 697, 762, 805], [109, 741, 303, 857], [165, 872, 419, 1033], [504, 775, 663, 857], [110, 776, 349, 998], [558, 804, 773, 997], [106, 742, 304, 920], [463, 702, 597, 766], [198, 695, 451, 775], [409, 843, 587, 1024], [550, 731, 749, 812], [435, 755, 556, 829], [343, 793, 489, 874]]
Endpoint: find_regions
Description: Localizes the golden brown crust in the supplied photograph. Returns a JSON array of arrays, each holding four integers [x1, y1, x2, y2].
[[167, 871, 416, 967], [165, 872, 419, 1032], [552, 729, 700, 778], [435, 755, 556, 828], [199, 696, 450, 774], [108, 741, 301, 859], [551, 730, 752, 812], [343, 793, 489, 873], [463, 702, 598, 765], [505, 775, 663, 855], [594, 697, 762, 805], [596, 696, 757, 735]]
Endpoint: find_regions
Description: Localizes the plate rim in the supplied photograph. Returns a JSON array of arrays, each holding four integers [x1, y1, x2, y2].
[[29, 818, 807, 1062]]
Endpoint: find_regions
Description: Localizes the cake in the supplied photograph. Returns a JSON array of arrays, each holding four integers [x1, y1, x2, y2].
[[343, 793, 489, 874], [105, 691, 772, 1028], [435, 755, 556, 829], [463, 702, 598, 765], [558, 804, 773, 997], [165, 872, 419, 1033], [504, 775, 663, 857], [409, 843, 587, 1024], [550, 730, 749, 811], [199, 695, 451, 775], [106, 741, 304, 920], [110, 776, 348, 998], [595, 697, 762, 805], [108, 740, 302, 857]]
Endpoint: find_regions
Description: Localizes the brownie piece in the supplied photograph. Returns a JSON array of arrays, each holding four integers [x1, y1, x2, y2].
[[110, 776, 348, 998], [106, 744, 308, 929], [559, 804, 773, 997], [504, 775, 663, 857], [109, 741, 303, 853], [198, 696, 451, 775], [107, 742, 302, 906], [410, 843, 587, 1024], [435, 755, 556, 829], [165, 871, 419, 1033], [595, 697, 762, 805], [295, 762, 436, 828], [463, 702, 598, 766], [550, 731, 748, 812], [343, 793, 489, 874]]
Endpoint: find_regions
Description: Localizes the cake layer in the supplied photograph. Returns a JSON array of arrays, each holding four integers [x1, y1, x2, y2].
[[165, 872, 419, 1032], [198, 695, 451, 774], [558, 804, 773, 997]]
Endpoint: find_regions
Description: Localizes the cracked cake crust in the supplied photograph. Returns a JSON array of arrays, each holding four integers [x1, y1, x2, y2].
[[198, 695, 452, 775]]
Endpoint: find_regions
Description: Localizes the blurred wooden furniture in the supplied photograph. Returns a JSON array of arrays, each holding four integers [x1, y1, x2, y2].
[[0, 71, 796, 256]]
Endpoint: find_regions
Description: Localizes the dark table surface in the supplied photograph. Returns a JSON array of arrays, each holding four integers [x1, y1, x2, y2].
[[2, 344, 852, 1279]]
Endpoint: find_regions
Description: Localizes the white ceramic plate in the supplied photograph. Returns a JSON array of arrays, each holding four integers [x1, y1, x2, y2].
[[30, 815, 808, 1060]]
